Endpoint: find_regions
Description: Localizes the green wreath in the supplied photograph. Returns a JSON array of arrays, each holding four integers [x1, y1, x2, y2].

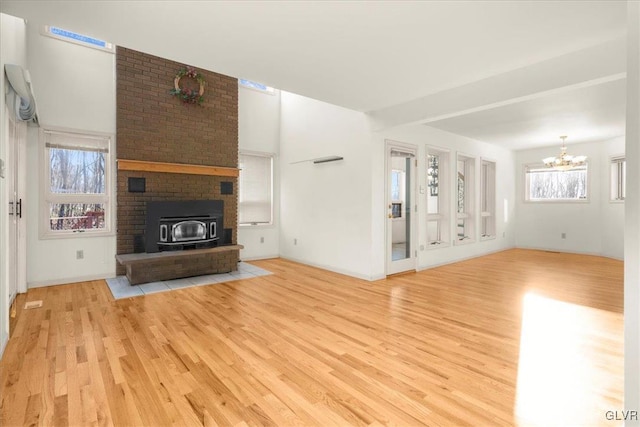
[[170, 66, 205, 105]]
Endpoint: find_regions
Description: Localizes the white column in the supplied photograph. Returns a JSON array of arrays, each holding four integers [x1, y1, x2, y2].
[[626, 0, 640, 420]]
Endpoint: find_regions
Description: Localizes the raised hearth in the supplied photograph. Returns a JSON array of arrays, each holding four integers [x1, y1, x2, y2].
[[116, 245, 243, 285]]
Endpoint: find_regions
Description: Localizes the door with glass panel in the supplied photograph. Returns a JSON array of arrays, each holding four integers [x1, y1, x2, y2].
[[386, 141, 417, 275]]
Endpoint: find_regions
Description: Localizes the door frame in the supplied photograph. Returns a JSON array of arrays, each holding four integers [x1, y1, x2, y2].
[[5, 110, 28, 304], [385, 139, 418, 275]]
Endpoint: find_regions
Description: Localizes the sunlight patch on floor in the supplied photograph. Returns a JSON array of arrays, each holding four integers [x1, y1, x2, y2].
[[515, 293, 622, 426]]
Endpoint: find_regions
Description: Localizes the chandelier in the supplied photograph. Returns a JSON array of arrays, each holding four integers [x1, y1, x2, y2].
[[543, 136, 587, 171]]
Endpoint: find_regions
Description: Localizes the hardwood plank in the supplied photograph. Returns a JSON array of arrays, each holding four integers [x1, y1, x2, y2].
[[0, 249, 623, 426]]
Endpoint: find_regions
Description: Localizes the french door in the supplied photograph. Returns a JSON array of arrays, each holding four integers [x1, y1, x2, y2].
[[386, 141, 417, 275]]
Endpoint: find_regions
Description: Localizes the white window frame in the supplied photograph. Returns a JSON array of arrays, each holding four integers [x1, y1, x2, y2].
[[455, 153, 476, 245], [480, 158, 496, 240], [40, 127, 114, 239], [524, 163, 590, 203], [610, 155, 625, 202], [239, 151, 274, 227], [426, 146, 450, 248]]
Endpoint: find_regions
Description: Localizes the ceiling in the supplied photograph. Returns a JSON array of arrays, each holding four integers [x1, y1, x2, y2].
[[0, 1, 629, 150], [427, 78, 627, 151]]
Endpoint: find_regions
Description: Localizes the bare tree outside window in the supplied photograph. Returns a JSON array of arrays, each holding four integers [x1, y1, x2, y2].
[[526, 165, 588, 201], [43, 129, 111, 236], [49, 148, 106, 230]]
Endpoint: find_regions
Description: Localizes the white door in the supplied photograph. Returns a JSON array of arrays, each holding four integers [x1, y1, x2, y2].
[[5, 111, 27, 306], [386, 141, 417, 275]]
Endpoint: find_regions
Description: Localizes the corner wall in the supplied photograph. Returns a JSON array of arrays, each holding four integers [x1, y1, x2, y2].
[[238, 86, 281, 260], [24, 18, 116, 287], [0, 12, 27, 357], [279, 92, 375, 279], [515, 137, 624, 259], [371, 125, 517, 278]]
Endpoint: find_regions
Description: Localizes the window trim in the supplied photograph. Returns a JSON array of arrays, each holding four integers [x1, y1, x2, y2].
[[480, 158, 496, 241], [238, 150, 275, 227], [39, 126, 115, 239], [610, 155, 625, 203], [455, 152, 476, 245], [523, 162, 590, 203]]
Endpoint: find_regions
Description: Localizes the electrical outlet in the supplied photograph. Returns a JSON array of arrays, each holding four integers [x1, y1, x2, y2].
[[561, 233, 566, 239], [503, 232, 506, 238], [419, 244, 425, 251], [260, 236, 264, 243], [76, 250, 84, 260], [294, 238, 297, 245]]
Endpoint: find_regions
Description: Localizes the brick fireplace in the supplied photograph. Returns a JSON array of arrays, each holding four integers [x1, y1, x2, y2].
[[115, 46, 239, 280]]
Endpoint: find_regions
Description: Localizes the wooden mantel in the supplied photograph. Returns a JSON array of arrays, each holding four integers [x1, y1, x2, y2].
[[117, 159, 239, 177]]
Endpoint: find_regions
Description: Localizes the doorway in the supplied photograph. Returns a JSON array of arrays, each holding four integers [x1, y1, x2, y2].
[[386, 141, 417, 275]]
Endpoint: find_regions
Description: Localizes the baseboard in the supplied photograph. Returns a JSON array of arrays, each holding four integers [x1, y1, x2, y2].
[[417, 246, 516, 271], [280, 256, 382, 281], [0, 334, 8, 360], [240, 254, 280, 262], [28, 272, 114, 289], [515, 245, 624, 261]]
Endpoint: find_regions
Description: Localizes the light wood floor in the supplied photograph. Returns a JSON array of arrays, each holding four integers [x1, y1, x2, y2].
[[0, 249, 623, 426]]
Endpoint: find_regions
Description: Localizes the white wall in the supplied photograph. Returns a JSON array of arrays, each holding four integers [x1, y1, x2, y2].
[[515, 137, 624, 259], [24, 20, 117, 286], [625, 0, 640, 416], [602, 136, 625, 260], [279, 92, 376, 280], [371, 125, 517, 278], [238, 86, 281, 260], [0, 12, 27, 357]]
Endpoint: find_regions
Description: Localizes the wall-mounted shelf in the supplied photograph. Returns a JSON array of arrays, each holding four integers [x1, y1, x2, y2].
[[117, 159, 239, 177], [290, 155, 344, 165]]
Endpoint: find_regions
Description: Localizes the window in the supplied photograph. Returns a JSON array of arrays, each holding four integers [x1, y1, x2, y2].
[[480, 159, 496, 239], [390, 169, 405, 218], [610, 156, 625, 201], [239, 79, 275, 94], [43, 25, 114, 52], [426, 147, 450, 247], [525, 164, 588, 201], [239, 152, 273, 225], [42, 129, 112, 237], [456, 154, 476, 244]]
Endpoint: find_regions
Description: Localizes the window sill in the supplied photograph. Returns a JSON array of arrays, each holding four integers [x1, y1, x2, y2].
[[239, 223, 275, 229], [426, 242, 450, 250], [523, 199, 590, 204], [40, 230, 115, 240], [480, 235, 496, 241], [454, 238, 475, 246]]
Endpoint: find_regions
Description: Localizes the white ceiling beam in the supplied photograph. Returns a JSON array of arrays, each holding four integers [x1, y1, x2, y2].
[[368, 38, 626, 131]]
